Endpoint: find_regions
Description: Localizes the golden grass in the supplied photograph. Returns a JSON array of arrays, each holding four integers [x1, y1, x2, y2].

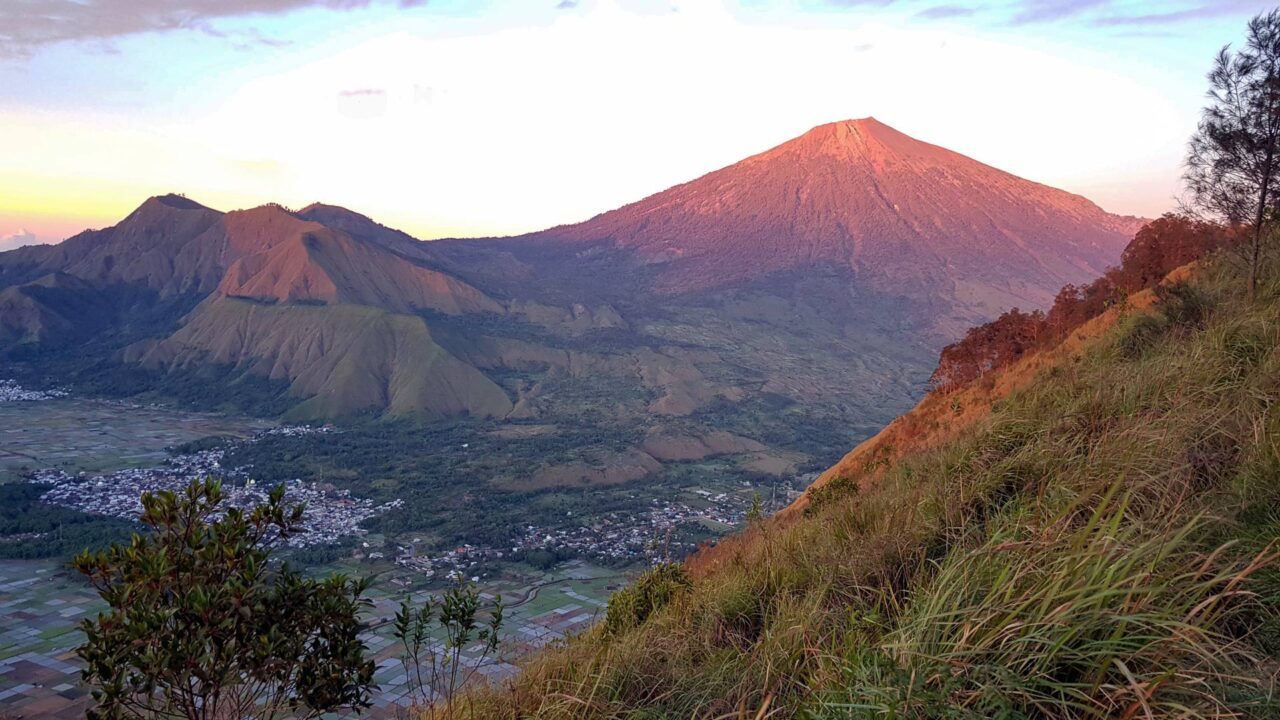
[[438, 250, 1280, 719]]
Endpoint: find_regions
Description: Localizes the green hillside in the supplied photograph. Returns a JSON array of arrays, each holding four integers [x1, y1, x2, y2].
[[454, 247, 1280, 718], [135, 298, 514, 420]]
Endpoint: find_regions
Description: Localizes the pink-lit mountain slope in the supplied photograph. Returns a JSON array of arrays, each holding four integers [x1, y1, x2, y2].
[[538, 118, 1143, 328]]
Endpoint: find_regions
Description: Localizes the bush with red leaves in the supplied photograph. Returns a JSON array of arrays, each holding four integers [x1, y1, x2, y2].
[[930, 214, 1234, 392]]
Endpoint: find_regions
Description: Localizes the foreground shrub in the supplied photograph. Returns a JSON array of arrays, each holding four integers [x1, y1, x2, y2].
[[74, 479, 376, 720], [395, 578, 505, 715], [605, 563, 691, 635], [1155, 280, 1214, 328]]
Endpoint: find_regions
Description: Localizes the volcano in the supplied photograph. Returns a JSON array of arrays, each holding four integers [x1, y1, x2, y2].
[[538, 118, 1142, 327]]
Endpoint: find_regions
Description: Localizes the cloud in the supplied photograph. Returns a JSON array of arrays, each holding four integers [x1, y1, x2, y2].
[[555, 0, 579, 8], [0, 229, 38, 252], [826, 0, 897, 7], [1093, 0, 1263, 27], [915, 4, 977, 20], [1009, 0, 1110, 24], [0, 0, 426, 58]]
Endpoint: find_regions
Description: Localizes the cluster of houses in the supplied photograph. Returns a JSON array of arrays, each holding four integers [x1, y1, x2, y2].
[[511, 493, 754, 563], [393, 541, 504, 580], [0, 379, 68, 402], [387, 485, 798, 580], [30, 427, 400, 549], [259, 424, 337, 438]]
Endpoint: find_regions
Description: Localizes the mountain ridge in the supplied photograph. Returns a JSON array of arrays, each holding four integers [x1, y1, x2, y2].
[[0, 119, 1144, 433]]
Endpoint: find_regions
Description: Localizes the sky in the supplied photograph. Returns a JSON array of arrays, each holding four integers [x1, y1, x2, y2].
[[0, 0, 1273, 248]]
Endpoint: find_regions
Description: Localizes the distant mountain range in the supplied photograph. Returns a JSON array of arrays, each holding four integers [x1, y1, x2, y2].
[[0, 119, 1143, 479]]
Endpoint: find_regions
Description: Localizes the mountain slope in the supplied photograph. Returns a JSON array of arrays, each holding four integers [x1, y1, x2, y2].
[[134, 298, 513, 420], [0, 272, 107, 347], [457, 234, 1280, 719], [540, 118, 1142, 330], [0, 195, 224, 296], [217, 228, 503, 315]]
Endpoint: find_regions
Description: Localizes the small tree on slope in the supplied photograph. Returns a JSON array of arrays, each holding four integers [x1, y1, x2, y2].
[[73, 479, 376, 720], [1186, 8, 1280, 300]]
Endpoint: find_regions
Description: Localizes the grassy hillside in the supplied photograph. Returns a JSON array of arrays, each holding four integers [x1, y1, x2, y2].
[[136, 298, 514, 420], [452, 247, 1280, 718]]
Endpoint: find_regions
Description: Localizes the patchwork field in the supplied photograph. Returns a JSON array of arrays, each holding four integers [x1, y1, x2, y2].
[[0, 559, 96, 717], [0, 399, 269, 482], [0, 557, 624, 718]]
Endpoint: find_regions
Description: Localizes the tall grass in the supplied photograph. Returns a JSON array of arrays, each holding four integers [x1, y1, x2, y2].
[[447, 249, 1280, 719], [824, 489, 1275, 719]]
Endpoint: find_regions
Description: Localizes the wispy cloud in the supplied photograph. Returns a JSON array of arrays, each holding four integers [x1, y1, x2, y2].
[[0, 0, 425, 58], [1003, 0, 1265, 28], [826, 0, 898, 7], [915, 4, 978, 20], [1009, 0, 1110, 25], [1093, 0, 1265, 27]]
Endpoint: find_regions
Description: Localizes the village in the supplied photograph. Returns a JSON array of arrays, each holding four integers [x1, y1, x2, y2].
[[30, 426, 403, 548], [0, 379, 68, 403], [391, 481, 804, 581], [16, 407, 805, 572]]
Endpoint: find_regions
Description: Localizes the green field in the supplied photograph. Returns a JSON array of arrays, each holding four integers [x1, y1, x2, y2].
[[0, 399, 269, 482]]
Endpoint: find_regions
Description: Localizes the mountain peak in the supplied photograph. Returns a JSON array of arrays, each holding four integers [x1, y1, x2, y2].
[[798, 117, 894, 138], [817, 117, 886, 132], [783, 117, 948, 164], [117, 194, 220, 234], [295, 203, 428, 257], [544, 119, 1143, 311], [120, 194, 219, 231], [298, 203, 376, 225], [139, 194, 212, 212]]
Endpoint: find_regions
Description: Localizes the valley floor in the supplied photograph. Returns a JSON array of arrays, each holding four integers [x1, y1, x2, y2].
[[0, 396, 268, 482], [0, 394, 807, 716]]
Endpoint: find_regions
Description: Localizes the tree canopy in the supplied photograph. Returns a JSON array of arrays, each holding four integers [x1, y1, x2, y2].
[[74, 479, 376, 720], [1186, 8, 1280, 298]]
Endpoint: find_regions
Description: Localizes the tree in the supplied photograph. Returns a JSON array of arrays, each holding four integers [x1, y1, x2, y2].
[[1114, 213, 1231, 289], [1185, 8, 1280, 300], [393, 580, 504, 717], [929, 308, 1045, 392], [746, 492, 764, 524], [74, 479, 376, 720]]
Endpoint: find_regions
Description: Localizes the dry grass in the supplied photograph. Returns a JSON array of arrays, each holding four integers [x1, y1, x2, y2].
[[438, 249, 1280, 719]]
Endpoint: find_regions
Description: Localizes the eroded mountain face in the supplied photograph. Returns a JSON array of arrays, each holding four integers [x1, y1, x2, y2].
[[0, 120, 1140, 482]]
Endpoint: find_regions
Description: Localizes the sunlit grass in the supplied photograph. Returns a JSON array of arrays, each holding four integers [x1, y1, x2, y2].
[[444, 248, 1280, 719]]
